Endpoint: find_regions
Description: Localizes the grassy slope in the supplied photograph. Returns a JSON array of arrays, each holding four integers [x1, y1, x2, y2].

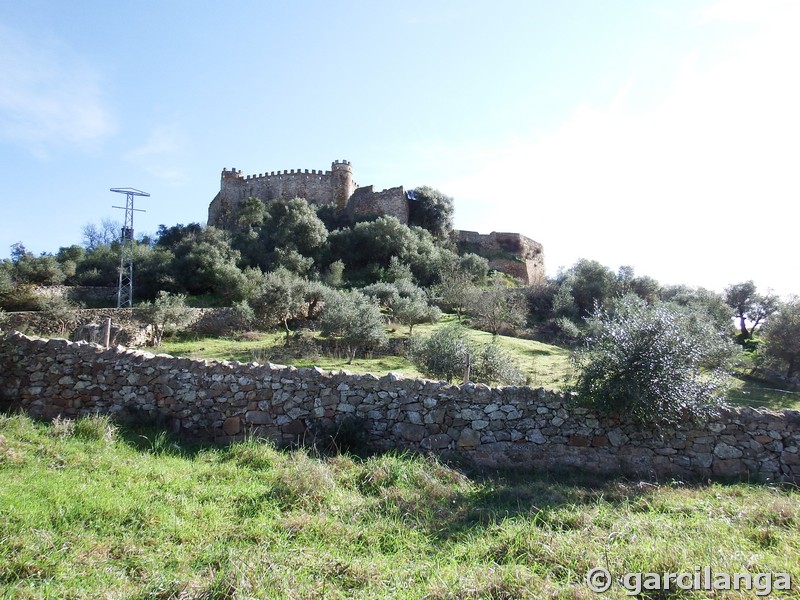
[[1, 414, 798, 598], [156, 314, 574, 391], [155, 315, 800, 410]]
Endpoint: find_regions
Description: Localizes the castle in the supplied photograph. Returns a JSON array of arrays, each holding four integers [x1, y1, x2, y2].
[[208, 160, 545, 284], [208, 160, 410, 228]]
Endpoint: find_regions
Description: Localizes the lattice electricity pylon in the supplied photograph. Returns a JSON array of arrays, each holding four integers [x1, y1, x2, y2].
[[111, 187, 149, 308]]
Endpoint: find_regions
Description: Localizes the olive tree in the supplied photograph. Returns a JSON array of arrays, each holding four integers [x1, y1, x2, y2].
[[138, 291, 195, 346], [467, 283, 527, 336], [725, 280, 779, 342], [320, 290, 388, 364], [762, 297, 800, 379], [573, 296, 735, 426], [409, 325, 523, 385]]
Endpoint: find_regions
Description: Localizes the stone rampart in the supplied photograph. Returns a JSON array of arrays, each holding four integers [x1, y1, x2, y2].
[[2, 331, 798, 482], [209, 160, 358, 228], [456, 231, 546, 285], [346, 185, 408, 223]]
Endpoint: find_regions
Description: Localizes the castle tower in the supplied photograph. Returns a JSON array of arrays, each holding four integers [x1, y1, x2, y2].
[[331, 160, 355, 211]]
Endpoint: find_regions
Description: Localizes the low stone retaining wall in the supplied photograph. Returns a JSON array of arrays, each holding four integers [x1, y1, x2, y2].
[[1, 331, 799, 481], [3, 307, 241, 347]]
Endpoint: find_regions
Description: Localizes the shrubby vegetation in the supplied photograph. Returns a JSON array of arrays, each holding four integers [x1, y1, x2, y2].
[[409, 325, 524, 385], [573, 296, 736, 426], [137, 291, 194, 346], [762, 297, 800, 378], [319, 290, 388, 363]]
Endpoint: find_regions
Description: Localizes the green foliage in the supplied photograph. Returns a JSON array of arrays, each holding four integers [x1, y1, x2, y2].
[[230, 300, 257, 331], [409, 324, 523, 385], [573, 296, 734, 426], [323, 259, 345, 287], [8, 243, 65, 286], [164, 226, 249, 301], [0, 281, 41, 311], [433, 266, 481, 322], [362, 280, 441, 335], [73, 414, 118, 443], [232, 197, 328, 273], [137, 291, 195, 346], [554, 259, 617, 319], [249, 268, 310, 342], [409, 325, 471, 383], [320, 290, 388, 364], [660, 284, 734, 334], [467, 283, 527, 336], [328, 216, 455, 286], [39, 296, 81, 336], [471, 342, 526, 386], [391, 294, 441, 335], [725, 280, 780, 340], [407, 185, 455, 239], [762, 297, 800, 378]]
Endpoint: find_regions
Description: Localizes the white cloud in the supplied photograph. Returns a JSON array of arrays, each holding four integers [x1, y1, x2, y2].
[[125, 124, 189, 185], [435, 3, 800, 297], [0, 25, 116, 156]]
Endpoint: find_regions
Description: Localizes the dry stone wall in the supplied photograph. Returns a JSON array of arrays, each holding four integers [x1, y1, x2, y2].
[[2, 331, 799, 482], [4, 307, 239, 347]]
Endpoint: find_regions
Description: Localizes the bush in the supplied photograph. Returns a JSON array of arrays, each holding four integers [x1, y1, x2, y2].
[[319, 290, 388, 364], [573, 296, 733, 426], [409, 325, 523, 385], [471, 343, 525, 386], [409, 325, 472, 383], [138, 291, 195, 346]]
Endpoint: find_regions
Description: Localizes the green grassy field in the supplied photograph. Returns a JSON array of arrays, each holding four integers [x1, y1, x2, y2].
[[1, 413, 798, 598], [155, 315, 800, 411], [155, 315, 574, 391]]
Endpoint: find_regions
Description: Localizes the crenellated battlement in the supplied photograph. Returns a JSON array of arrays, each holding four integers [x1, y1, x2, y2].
[[210, 160, 363, 228]]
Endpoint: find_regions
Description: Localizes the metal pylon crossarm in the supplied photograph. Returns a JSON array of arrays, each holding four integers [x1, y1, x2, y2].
[[110, 187, 149, 308]]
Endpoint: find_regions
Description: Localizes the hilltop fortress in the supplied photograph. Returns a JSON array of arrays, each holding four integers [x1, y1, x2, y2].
[[208, 160, 544, 284]]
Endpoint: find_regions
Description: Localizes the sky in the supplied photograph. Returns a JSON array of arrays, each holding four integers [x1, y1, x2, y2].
[[1, 0, 798, 297]]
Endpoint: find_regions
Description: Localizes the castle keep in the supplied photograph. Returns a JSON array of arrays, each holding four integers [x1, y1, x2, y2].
[[208, 160, 409, 228], [208, 159, 545, 284]]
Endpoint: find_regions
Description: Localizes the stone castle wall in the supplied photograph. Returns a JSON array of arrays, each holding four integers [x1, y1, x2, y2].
[[2, 331, 798, 482], [346, 185, 409, 223], [456, 231, 546, 285], [208, 161, 353, 227], [208, 159, 407, 228]]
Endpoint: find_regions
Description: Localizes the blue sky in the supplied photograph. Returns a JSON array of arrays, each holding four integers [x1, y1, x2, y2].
[[1, 0, 798, 296]]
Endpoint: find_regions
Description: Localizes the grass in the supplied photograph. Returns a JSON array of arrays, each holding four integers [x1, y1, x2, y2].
[[155, 313, 574, 390], [1, 413, 798, 598], [726, 374, 800, 411]]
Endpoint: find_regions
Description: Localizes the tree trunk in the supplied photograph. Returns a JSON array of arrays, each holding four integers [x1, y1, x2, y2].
[[739, 314, 749, 337]]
